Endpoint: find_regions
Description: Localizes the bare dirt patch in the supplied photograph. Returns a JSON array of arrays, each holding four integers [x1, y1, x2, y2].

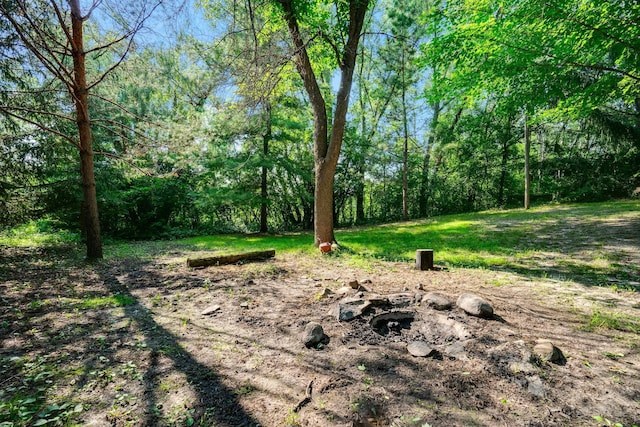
[[1, 242, 640, 426]]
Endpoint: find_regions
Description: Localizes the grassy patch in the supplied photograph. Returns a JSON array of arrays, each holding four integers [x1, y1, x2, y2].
[[581, 310, 640, 334], [0, 219, 79, 247], [75, 293, 136, 309]]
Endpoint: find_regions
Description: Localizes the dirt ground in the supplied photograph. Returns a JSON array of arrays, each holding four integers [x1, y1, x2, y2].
[[1, 227, 640, 426]]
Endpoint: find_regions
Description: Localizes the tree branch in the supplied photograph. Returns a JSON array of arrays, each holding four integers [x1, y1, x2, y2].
[[0, 105, 79, 148]]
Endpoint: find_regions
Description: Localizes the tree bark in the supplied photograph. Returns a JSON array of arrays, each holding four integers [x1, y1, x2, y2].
[[524, 113, 531, 210], [419, 101, 440, 217], [498, 115, 513, 207], [260, 101, 271, 233], [401, 44, 409, 221], [71, 6, 102, 259]]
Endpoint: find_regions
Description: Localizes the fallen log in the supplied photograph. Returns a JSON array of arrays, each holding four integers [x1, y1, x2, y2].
[[187, 249, 275, 267]]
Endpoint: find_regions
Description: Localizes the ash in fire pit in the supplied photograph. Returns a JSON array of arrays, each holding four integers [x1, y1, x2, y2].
[[370, 311, 415, 336]]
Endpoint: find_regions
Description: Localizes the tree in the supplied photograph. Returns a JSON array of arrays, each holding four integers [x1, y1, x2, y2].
[[381, 0, 424, 220], [273, 0, 370, 246], [0, 0, 160, 259], [421, 0, 640, 207]]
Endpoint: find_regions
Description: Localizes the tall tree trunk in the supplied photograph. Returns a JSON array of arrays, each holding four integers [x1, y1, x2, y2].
[[278, 0, 368, 246], [260, 101, 271, 233], [524, 113, 531, 210], [497, 115, 513, 207], [71, 6, 102, 259], [401, 46, 409, 221], [419, 101, 440, 217]]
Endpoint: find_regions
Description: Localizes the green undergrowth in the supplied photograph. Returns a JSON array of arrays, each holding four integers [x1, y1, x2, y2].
[[0, 355, 83, 426]]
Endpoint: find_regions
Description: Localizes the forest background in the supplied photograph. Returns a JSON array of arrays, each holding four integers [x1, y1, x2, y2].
[[1, 0, 638, 252]]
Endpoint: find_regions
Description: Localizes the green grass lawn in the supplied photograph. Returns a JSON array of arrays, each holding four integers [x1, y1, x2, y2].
[[180, 200, 639, 274], [2, 200, 639, 287]]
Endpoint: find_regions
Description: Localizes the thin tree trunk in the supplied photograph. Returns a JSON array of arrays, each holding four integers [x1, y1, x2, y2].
[[401, 45, 409, 221], [419, 101, 440, 217], [71, 7, 102, 259], [260, 101, 270, 233], [524, 113, 531, 210], [498, 115, 513, 207]]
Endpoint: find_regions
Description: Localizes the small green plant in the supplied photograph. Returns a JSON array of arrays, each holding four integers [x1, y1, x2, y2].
[[0, 356, 82, 426], [121, 361, 142, 380], [151, 295, 163, 307], [362, 377, 374, 389], [603, 352, 625, 360], [234, 381, 256, 397], [592, 415, 637, 427], [283, 408, 301, 426], [28, 299, 44, 310]]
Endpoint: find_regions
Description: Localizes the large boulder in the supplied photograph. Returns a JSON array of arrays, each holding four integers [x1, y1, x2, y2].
[[423, 292, 453, 310], [456, 293, 494, 318]]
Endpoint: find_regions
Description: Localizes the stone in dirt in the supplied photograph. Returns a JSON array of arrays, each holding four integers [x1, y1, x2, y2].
[[488, 340, 537, 375], [201, 305, 221, 315], [443, 340, 470, 359], [420, 313, 470, 341], [407, 341, 438, 357], [336, 286, 354, 295], [533, 340, 565, 364], [423, 292, 453, 310], [527, 375, 545, 398], [387, 293, 417, 308], [328, 298, 372, 321], [363, 294, 389, 306], [301, 322, 327, 348], [456, 293, 494, 318]]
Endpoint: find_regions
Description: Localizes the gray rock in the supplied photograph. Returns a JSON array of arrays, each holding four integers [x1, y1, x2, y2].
[[407, 341, 437, 357], [364, 294, 389, 306], [488, 340, 538, 375], [456, 293, 494, 318], [328, 299, 372, 321], [201, 305, 221, 315], [443, 340, 469, 359], [301, 322, 326, 348], [527, 376, 545, 398], [387, 293, 415, 307], [423, 292, 453, 310], [533, 340, 565, 364], [420, 313, 470, 341]]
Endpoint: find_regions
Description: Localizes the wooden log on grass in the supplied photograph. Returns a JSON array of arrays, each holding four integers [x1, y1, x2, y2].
[[187, 249, 275, 267]]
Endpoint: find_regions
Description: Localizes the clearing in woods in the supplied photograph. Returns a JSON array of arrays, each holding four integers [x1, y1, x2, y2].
[[1, 202, 639, 426]]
